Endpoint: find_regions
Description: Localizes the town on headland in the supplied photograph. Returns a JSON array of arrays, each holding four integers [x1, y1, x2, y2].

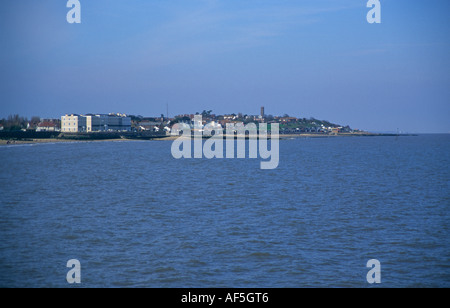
[[0, 107, 407, 145]]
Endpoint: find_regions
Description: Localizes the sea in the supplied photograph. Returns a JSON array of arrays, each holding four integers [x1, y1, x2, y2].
[[0, 134, 449, 287]]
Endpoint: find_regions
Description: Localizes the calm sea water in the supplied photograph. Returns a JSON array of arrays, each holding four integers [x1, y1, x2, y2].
[[0, 135, 449, 287]]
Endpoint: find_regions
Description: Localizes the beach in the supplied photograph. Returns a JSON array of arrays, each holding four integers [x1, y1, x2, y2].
[[0, 138, 131, 146], [0, 132, 390, 146]]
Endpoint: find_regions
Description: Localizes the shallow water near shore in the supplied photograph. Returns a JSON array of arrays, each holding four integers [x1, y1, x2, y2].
[[0, 134, 449, 287]]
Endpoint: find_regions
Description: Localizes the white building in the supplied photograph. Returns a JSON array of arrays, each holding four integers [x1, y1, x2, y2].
[[61, 114, 131, 132], [61, 114, 86, 132], [36, 121, 60, 132]]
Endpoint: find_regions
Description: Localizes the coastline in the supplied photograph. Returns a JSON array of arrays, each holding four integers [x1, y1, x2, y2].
[[0, 136, 183, 146], [0, 138, 135, 146], [0, 132, 410, 146]]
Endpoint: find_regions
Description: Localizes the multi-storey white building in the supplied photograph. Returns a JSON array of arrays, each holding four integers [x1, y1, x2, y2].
[[61, 114, 86, 132], [61, 114, 131, 133]]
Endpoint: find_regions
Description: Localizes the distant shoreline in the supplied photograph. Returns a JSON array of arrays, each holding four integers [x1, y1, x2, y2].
[[0, 138, 134, 146], [0, 132, 419, 146], [0, 137, 180, 146]]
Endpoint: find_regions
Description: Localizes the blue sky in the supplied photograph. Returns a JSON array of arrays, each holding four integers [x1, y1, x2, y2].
[[0, 0, 449, 132]]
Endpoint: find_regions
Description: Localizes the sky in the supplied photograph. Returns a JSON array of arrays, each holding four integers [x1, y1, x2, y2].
[[0, 0, 449, 133]]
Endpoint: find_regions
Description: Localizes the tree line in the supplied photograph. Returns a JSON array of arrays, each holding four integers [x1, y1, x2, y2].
[[0, 115, 40, 131]]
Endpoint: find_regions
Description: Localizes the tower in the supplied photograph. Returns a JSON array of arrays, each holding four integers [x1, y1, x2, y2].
[[261, 106, 265, 118]]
